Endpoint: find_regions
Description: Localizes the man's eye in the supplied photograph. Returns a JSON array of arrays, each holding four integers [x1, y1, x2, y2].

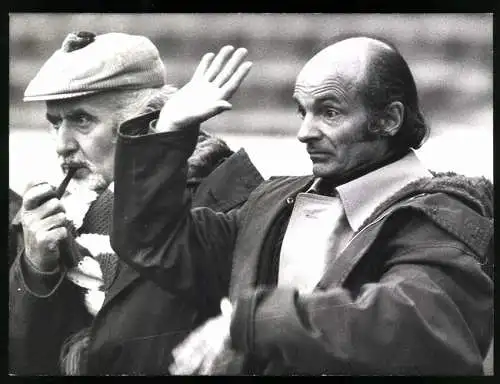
[[296, 106, 306, 120], [74, 115, 91, 126], [323, 108, 339, 119], [48, 118, 62, 129]]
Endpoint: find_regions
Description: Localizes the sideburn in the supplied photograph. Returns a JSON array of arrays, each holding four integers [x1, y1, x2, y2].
[[364, 117, 385, 142], [323, 119, 406, 187], [335, 119, 380, 146]]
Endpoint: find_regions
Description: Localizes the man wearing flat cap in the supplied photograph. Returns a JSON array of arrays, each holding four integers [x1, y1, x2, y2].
[[9, 31, 262, 375]]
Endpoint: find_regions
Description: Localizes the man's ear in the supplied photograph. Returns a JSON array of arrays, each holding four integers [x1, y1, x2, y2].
[[380, 101, 404, 136]]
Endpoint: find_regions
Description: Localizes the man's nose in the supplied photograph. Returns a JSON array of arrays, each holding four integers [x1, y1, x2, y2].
[[297, 114, 321, 143], [55, 123, 78, 157]]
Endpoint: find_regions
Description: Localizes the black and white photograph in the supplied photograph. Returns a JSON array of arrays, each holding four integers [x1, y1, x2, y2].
[[8, 13, 493, 376]]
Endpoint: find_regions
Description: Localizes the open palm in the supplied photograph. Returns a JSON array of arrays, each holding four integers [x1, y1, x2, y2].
[[157, 46, 252, 132]]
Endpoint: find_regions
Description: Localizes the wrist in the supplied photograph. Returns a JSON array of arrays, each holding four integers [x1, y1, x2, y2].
[[19, 250, 66, 298], [156, 110, 184, 133]]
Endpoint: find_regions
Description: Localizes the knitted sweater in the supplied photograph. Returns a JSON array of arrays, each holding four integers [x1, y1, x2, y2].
[[63, 185, 116, 316]]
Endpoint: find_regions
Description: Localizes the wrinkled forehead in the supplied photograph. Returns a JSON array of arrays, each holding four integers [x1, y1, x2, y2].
[[294, 44, 369, 97]]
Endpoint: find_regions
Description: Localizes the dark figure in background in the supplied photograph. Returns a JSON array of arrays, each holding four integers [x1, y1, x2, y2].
[[112, 38, 493, 375], [9, 32, 262, 375]]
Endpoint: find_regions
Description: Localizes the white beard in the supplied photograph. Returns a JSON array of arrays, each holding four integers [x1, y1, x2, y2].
[[69, 172, 109, 195], [62, 182, 99, 230]]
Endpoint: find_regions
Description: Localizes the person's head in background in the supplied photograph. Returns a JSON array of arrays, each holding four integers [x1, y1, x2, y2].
[[294, 35, 430, 181], [23, 31, 174, 193]]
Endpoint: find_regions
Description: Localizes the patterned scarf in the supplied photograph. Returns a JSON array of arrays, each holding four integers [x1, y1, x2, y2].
[[63, 185, 117, 314], [60, 185, 117, 375]]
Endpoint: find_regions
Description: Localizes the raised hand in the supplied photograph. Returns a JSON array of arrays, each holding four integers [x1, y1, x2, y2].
[[156, 45, 252, 132], [21, 181, 68, 272]]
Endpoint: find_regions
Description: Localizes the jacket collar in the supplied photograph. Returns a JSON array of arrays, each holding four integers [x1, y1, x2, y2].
[[192, 148, 264, 212], [306, 151, 432, 232], [335, 150, 433, 232], [358, 170, 494, 262]]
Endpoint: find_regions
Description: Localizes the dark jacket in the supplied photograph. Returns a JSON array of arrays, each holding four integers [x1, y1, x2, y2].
[[112, 114, 494, 375], [8, 113, 263, 375], [9, 189, 22, 225], [88, 147, 262, 375], [9, 189, 23, 267]]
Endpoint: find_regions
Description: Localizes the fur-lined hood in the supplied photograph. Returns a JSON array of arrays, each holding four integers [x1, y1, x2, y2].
[[362, 171, 494, 278], [364, 171, 494, 225], [187, 130, 234, 182]]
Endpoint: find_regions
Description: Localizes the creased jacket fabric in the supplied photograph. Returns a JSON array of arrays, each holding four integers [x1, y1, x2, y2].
[[9, 189, 23, 267], [8, 111, 263, 375], [112, 113, 494, 375]]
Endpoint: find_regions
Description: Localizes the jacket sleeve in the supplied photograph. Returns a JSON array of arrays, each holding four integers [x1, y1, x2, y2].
[[229, 215, 493, 375], [9, 242, 92, 375], [9, 190, 22, 267], [112, 113, 241, 302]]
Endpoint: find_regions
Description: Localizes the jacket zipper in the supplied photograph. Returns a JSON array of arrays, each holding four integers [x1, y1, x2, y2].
[[339, 211, 392, 255]]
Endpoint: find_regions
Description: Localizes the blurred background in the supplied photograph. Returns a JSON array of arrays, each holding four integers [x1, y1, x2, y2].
[[9, 13, 493, 193]]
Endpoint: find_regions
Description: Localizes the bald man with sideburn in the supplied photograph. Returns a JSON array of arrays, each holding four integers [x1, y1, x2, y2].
[[111, 37, 493, 375]]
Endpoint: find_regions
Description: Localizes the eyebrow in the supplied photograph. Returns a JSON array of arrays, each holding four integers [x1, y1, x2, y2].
[[316, 94, 345, 104], [292, 93, 346, 106], [65, 108, 94, 119], [46, 108, 95, 122]]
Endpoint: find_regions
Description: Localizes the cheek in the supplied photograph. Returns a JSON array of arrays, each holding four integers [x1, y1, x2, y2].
[[98, 138, 117, 170], [92, 140, 116, 181], [80, 127, 116, 167], [325, 117, 372, 148], [322, 127, 375, 171], [322, 126, 361, 150]]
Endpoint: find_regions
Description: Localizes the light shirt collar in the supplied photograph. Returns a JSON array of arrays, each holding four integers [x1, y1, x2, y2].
[[309, 150, 432, 232]]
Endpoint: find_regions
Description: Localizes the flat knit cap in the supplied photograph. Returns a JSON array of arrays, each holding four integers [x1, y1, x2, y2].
[[24, 32, 166, 101]]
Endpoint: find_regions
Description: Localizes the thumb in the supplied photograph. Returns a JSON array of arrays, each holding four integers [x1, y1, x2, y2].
[[216, 100, 232, 110], [199, 101, 233, 122]]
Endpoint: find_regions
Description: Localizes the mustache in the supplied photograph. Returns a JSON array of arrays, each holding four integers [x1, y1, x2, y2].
[[60, 158, 90, 172]]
